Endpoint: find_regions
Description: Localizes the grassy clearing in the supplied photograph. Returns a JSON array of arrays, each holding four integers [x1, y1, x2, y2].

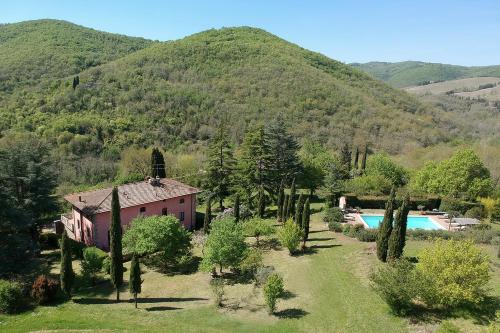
[[1, 213, 498, 333]]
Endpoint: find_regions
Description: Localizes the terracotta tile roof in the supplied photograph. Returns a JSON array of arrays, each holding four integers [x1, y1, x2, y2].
[[64, 178, 200, 215]]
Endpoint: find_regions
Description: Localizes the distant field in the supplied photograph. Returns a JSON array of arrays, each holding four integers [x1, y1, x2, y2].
[[404, 77, 500, 96]]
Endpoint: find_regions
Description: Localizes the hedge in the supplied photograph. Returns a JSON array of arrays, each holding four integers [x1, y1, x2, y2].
[[345, 194, 440, 210]]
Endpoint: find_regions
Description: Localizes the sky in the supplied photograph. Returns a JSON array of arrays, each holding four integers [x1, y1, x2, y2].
[[1, 0, 500, 66]]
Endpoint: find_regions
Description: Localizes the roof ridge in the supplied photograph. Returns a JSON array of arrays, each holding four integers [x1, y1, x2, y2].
[[94, 188, 113, 210]]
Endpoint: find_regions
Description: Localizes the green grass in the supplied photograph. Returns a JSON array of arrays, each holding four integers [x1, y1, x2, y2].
[[1, 213, 498, 332]]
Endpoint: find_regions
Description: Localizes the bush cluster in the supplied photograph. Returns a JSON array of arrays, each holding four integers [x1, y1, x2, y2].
[[31, 275, 59, 304], [328, 221, 343, 232], [0, 280, 25, 314], [263, 273, 284, 314], [407, 227, 499, 245], [81, 247, 107, 284], [370, 239, 491, 313], [277, 220, 303, 255], [323, 207, 344, 224]]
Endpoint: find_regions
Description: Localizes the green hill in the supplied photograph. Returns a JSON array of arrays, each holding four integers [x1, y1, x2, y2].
[[0, 21, 459, 156], [351, 61, 500, 88], [0, 19, 154, 91]]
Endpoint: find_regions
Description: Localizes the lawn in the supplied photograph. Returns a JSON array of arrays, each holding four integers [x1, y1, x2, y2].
[[1, 213, 498, 333]]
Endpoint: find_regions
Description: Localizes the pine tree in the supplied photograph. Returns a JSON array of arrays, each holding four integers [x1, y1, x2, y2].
[[204, 197, 212, 234], [353, 147, 359, 170], [276, 182, 284, 222], [72, 76, 79, 89], [150, 148, 166, 178], [340, 143, 352, 174], [129, 254, 142, 309], [361, 144, 368, 172], [265, 113, 301, 188], [60, 230, 74, 298], [258, 187, 266, 218], [282, 194, 290, 221], [288, 178, 296, 218], [388, 194, 410, 260], [234, 194, 240, 223], [205, 125, 236, 210], [376, 188, 396, 262], [110, 187, 124, 301], [236, 125, 274, 205], [302, 198, 311, 244], [295, 194, 305, 227]]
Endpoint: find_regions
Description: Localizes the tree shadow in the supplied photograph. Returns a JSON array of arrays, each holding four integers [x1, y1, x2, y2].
[[281, 290, 296, 300], [308, 229, 328, 234], [406, 296, 499, 326], [294, 244, 341, 256], [274, 308, 308, 319], [307, 237, 335, 242], [145, 306, 182, 311], [75, 296, 207, 305], [258, 238, 281, 251]]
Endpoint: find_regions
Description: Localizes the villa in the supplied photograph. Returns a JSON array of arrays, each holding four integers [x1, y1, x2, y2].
[[60, 177, 200, 250]]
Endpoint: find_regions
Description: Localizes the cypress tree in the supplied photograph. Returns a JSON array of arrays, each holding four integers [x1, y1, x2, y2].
[[288, 178, 296, 218], [353, 147, 359, 170], [388, 194, 410, 261], [361, 144, 368, 172], [110, 187, 123, 301], [302, 198, 311, 244], [72, 76, 79, 89], [60, 230, 74, 298], [282, 194, 290, 221], [204, 197, 212, 234], [376, 188, 396, 262], [295, 194, 305, 227], [258, 187, 266, 218], [151, 148, 166, 178], [276, 182, 284, 222], [340, 143, 352, 174], [234, 194, 240, 223], [129, 254, 142, 309]]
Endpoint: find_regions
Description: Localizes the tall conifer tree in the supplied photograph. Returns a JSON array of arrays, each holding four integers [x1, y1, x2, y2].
[[60, 230, 74, 298], [129, 254, 142, 309], [258, 187, 266, 218], [361, 145, 368, 172], [340, 143, 352, 174], [295, 194, 305, 227], [204, 197, 212, 234], [110, 187, 124, 301], [150, 148, 166, 178], [288, 178, 296, 218], [234, 194, 240, 223], [205, 125, 236, 210], [376, 187, 396, 262], [276, 182, 284, 222], [388, 194, 410, 260], [282, 194, 290, 221], [302, 198, 311, 244], [353, 147, 359, 170]]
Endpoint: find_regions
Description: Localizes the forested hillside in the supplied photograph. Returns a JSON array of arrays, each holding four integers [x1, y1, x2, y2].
[[1, 22, 452, 155], [0, 19, 153, 91], [352, 61, 500, 88]]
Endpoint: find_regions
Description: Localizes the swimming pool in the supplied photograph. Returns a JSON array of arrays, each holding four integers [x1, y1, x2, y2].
[[360, 215, 444, 230]]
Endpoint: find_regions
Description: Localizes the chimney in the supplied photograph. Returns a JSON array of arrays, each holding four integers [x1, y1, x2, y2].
[[78, 195, 82, 202]]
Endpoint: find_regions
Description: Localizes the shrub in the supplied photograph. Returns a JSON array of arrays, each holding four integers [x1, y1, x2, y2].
[[31, 275, 59, 304], [323, 207, 343, 224], [328, 221, 343, 232], [102, 256, 111, 274], [277, 219, 303, 255], [81, 247, 107, 284], [436, 322, 461, 333], [356, 229, 377, 242], [343, 223, 365, 238], [0, 280, 24, 314], [239, 248, 264, 278], [465, 206, 485, 219], [243, 218, 274, 246], [263, 273, 284, 314], [370, 259, 418, 315], [210, 278, 224, 307], [417, 239, 490, 308], [39, 233, 60, 249]]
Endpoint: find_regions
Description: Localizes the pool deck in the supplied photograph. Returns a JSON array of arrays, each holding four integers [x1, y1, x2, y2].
[[349, 210, 451, 230]]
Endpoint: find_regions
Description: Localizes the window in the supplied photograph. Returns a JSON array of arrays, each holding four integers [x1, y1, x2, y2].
[[162, 208, 168, 216], [179, 212, 185, 221], [179, 198, 185, 204], [139, 207, 146, 214]]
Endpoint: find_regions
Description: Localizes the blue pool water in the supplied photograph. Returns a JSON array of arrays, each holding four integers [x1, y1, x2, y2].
[[360, 215, 443, 230]]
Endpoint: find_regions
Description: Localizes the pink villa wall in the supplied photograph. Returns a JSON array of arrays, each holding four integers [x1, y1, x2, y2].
[[87, 194, 196, 250]]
